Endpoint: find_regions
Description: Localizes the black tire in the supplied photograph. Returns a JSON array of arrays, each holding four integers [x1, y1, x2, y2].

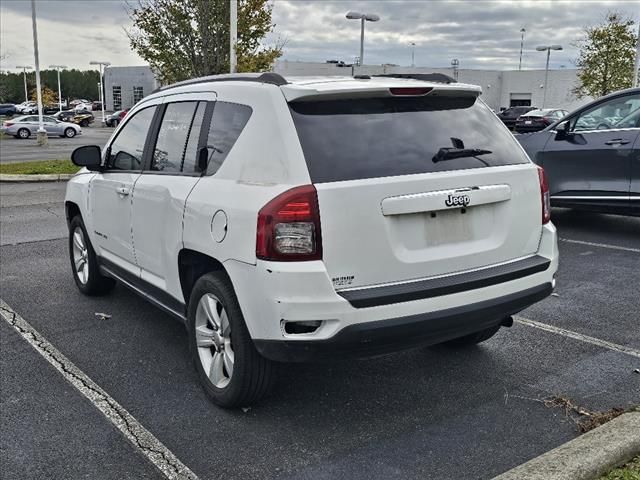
[[68, 215, 115, 295], [17, 128, 30, 139], [187, 272, 276, 408], [64, 127, 76, 138], [443, 325, 501, 347]]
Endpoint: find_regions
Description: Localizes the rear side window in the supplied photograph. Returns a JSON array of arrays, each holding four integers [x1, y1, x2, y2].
[[150, 101, 199, 173], [107, 106, 156, 171], [290, 96, 530, 183], [205, 101, 252, 175]]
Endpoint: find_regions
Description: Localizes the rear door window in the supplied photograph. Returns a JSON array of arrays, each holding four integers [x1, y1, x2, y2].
[[290, 96, 530, 183], [150, 101, 199, 173]]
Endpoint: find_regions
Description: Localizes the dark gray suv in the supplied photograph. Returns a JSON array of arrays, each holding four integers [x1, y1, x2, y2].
[[518, 88, 639, 216]]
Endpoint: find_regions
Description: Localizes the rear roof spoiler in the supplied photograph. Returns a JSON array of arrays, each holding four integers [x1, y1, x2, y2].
[[372, 73, 457, 84], [153, 72, 288, 94]]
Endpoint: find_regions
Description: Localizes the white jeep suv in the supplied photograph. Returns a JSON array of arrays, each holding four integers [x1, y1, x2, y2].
[[66, 73, 558, 408]]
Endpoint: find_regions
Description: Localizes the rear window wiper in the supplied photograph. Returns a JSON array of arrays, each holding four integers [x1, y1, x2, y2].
[[432, 147, 492, 163]]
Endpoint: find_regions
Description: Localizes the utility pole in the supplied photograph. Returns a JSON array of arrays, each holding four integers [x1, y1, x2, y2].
[[230, 0, 237, 73], [30, 0, 47, 146], [410, 42, 416, 67]]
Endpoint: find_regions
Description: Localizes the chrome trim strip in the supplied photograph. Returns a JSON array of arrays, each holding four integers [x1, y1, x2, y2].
[[551, 195, 631, 201], [551, 127, 640, 135], [337, 254, 541, 293]]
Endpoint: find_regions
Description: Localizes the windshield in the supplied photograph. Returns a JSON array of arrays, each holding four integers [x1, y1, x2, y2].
[[289, 95, 529, 183]]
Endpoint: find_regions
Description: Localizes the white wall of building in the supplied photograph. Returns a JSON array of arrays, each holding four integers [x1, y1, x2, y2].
[[102, 62, 594, 113], [104, 66, 159, 111]]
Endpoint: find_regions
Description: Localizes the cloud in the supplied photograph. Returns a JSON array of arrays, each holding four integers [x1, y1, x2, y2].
[[1, 0, 637, 72]]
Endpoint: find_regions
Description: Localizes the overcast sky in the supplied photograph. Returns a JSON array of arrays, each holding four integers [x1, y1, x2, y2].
[[1, 0, 638, 73]]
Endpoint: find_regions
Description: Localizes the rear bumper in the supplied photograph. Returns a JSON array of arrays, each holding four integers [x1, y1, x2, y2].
[[254, 282, 552, 362], [226, 223, 558, 362]]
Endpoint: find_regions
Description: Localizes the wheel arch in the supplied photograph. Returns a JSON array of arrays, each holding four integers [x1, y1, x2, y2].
[[178, 249, 229, 305], [65, 201, 81, 227]]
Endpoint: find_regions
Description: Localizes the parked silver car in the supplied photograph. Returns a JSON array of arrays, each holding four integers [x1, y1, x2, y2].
[[1, 115, 82, 139]]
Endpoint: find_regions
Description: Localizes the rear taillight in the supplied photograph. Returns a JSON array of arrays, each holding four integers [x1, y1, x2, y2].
[[256, 185, 322, 261], [542, 116, 553, 125], [4, 122, 13, 127], [537, 166, 551, 224]]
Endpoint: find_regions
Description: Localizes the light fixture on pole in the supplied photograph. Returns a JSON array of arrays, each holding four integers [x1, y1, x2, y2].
[[346, 11, 380, 66], [409, 42, 416, 67], [89, 60, 111, 125], [536, 44, 562, 108], [49, 64, 67, 112], [15, 65, 33, 103], [30, 0, 47, 146], [518, 28, 526, 71]]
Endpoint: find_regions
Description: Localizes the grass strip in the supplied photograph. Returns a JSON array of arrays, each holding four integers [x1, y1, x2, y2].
[[0, 159, 80, 175], [599, 456, 640, 480]]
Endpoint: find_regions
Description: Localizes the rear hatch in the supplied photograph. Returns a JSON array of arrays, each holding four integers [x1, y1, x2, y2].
[[288, 88, 542, 291]]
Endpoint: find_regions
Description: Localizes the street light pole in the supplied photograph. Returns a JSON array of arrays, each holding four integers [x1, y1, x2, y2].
[[518, 28, 526, 71], [16, 66, 32, 103], [230, 0, 237, 73], [346, 11, 380, 67], [49, 65, 67, 112], [633, 22, 640, 88], [536, 45, 563, 108], [30, 0, 47, 146], [410, 42, 416, 67], [90, 61, 110, 125]]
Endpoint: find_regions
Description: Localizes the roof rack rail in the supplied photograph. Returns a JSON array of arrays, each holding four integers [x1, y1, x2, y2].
[[372, 73, 457, 84], [154, 72, 288, 93]]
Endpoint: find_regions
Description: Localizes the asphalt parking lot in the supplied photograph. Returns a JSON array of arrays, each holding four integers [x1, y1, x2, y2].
[[0, 121, 114, 164], [1, 182, 639, 480]]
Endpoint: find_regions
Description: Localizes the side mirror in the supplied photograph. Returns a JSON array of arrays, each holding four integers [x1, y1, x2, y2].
[[71, 145, 102, 171], [554, 121, 572, 141]]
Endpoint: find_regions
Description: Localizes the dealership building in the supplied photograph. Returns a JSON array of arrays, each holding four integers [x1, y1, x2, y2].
[[102, 60, 592, 112]]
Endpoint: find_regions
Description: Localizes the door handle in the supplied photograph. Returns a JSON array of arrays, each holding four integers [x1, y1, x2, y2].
[[115, 186, 130, 196], [605, 139, 630, 145]]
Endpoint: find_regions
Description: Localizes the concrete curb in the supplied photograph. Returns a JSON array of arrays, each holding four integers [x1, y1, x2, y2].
[[0, 173, 74, 182], [493, 412, 640, 480]]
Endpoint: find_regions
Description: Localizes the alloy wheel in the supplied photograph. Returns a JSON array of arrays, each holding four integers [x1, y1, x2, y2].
[[71, 226, 89, 284], [194, 293, 234, 388]]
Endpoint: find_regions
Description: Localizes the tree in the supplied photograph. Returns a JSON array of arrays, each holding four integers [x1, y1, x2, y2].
[[0, 69, 99, 104], [30, 85, 57, 106], [573, 12, 638, 98], [126, 0, 283, 84]]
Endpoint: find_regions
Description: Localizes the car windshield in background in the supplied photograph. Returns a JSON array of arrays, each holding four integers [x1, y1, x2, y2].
[[289, 95, 530, 183]]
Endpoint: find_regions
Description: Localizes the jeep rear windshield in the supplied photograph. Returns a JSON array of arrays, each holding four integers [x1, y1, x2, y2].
[[289, 95, 529, 183]]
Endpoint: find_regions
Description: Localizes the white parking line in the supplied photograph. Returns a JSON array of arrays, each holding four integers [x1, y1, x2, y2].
[[515, 315, 640, 359], [559, 238, 640, 253], [0, 299, 199, 480]]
